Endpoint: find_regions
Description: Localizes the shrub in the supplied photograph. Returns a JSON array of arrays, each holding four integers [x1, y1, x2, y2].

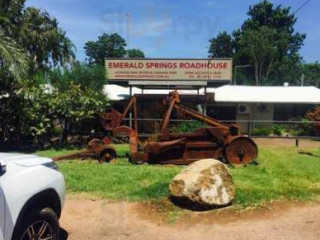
[[272, 124, 286, 136], [251, 128, 272, 136], [170, 121, 206, 133], [306, 106, 320, 136]]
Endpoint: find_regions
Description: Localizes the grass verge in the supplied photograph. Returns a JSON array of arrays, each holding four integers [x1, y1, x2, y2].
[[35, 144, 320, 209]]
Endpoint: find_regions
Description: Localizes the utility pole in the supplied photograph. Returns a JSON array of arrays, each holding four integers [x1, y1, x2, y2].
[[125, 13, 130, 50]]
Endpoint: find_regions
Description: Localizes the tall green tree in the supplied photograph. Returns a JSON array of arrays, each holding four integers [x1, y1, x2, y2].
[[242, 0, 305, 56], [238, 27, 289, 85], [84, 33, 127, 65], [127, 48, 145, 58], [0, 0, 75, 73], [208, 0, 306, 85], [208, 31, 234, 58], [0, 0, 77, 149], [19, 7, 75, 73]]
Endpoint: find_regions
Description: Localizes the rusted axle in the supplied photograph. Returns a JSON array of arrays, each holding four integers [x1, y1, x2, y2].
[[53, 139, 117, 163]]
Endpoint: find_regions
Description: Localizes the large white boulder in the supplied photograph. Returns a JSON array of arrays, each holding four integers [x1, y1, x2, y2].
[[169, 159, 235, 208]]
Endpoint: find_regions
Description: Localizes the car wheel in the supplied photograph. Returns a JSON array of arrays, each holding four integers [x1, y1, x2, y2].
[[16, 207, 59, 240]]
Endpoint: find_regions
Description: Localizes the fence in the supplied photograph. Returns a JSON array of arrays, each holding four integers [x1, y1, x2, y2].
[[121, 118, 320, 140]]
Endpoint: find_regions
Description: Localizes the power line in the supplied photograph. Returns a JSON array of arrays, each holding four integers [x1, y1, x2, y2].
[[293, 0, 312, 14]]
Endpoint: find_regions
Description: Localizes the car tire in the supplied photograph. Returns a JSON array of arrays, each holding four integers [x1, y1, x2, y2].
[[13, 207, 60, 240]]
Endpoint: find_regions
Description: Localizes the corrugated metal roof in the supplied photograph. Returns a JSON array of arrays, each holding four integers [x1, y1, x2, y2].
[[103, 84, 200, 100], [208, 85, 320, 104], [104, 84, 320, 104]]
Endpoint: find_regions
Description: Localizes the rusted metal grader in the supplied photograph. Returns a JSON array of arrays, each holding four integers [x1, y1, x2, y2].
[[54, 91, 258, 165], [101, 91, 258, 165]]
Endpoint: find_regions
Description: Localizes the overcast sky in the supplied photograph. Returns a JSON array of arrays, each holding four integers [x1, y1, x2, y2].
[[26, 0, 319, 63]]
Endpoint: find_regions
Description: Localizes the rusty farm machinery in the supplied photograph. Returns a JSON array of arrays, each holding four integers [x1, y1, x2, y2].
[[54, 91, 258, 165]]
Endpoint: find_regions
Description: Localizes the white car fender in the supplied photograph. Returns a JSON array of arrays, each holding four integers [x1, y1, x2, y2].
[[0, 185, 5, 240], [2, 164, 65, 240]]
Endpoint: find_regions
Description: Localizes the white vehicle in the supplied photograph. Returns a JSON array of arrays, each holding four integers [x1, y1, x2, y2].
[[0, 153, 65, 240]]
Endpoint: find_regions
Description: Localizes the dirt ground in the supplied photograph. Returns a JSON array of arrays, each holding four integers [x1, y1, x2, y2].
[[253, 138, 320, 148], [60, 196, 320, 240]]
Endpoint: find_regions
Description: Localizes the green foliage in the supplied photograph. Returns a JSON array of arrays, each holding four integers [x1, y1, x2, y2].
[[19, 80, 107, 146], [208, 0, 306, 85], [126, 48, 145, 58], [208, 31, 234, 58], [251, 128, 272, 136], [238, 26, 289, 85], [0, 62, 108, 150], [51, 83, 107, 142], [272, 124, 286, 136], [284, 117, 314, 137], [19, 7, 75, 72], [302, 62, 320, 87], [0, 0, 76, 149], [252, 122, 313, 137], [30, 64, 108, 145], [0, 1, 75, 73], [306, 106, 320, 136], [84, 33, 127, 65], [170, 121, 206, 133], [0, 2, 28, 81], [20, 83, 52, 141], [42, 63, 107, 93], [0, 29, 29, 81]]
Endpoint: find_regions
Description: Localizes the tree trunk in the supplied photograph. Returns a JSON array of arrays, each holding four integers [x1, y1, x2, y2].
[[264, 56, 274, 83], [61, 119, 69, 144], [255, 61, 259, 86], [259, 62, 263, 85]]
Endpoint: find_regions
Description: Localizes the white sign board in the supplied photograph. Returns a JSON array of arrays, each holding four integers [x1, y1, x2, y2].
[[105, 59, 232, 81]]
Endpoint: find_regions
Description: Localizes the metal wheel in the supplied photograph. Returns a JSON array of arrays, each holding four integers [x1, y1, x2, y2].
[[98, 147, 117, 163], [99, 151, 113, 163], [20, 220, 53, 240], [225, 136, 258, 165]]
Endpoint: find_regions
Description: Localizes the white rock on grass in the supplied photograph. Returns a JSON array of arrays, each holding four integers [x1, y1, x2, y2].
[[169, 159, 235, 208]]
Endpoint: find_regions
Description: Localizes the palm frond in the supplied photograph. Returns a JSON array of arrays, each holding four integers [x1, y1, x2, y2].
[[0, 29, 29, 81]]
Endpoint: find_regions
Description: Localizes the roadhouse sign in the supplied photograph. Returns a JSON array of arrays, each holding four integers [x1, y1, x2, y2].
[[105, 59, 232, 81]]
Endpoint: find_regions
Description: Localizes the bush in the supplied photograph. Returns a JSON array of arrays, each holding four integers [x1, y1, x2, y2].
[[0, 63, 109, 151], [251, 128, 272, 136], [287, 117, 315, 137], [170, 121, 206, 133], [272, 124, 286, 136], [306, 106, 320, 136]]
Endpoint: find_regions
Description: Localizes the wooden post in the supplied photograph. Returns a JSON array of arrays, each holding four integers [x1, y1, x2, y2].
[[129, 86, 132, 129], [204, 87, 207, 116]]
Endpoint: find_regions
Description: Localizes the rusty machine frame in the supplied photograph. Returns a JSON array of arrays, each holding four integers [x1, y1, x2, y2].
[[54, 91, 258, 165], [101, 91, 258, 165]]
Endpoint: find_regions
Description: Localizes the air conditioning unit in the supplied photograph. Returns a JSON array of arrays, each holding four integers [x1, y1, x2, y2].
[[257, 104, 270, 112], [238, 104, 250, 114]]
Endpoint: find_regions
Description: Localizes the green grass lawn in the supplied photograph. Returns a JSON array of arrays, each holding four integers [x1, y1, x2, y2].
[[35, 144, 320, 208]]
